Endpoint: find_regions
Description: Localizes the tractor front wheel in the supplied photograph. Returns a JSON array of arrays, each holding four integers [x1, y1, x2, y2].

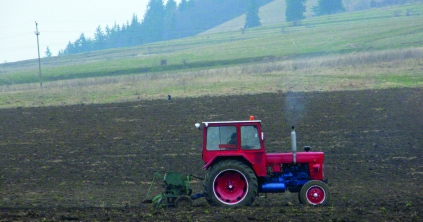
[[299, 180, 330, 206], [203, 160, 258, 207]]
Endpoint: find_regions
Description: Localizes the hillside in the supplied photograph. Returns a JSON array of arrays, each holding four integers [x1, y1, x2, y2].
[[200, 0, 318, 35], [0, 3, 422, 108]]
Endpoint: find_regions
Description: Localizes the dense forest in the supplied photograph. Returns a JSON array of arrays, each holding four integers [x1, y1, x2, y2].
[[58, 0, 271, 56]]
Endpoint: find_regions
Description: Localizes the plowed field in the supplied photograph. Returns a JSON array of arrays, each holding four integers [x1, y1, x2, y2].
[[1, 87, 422, 221]]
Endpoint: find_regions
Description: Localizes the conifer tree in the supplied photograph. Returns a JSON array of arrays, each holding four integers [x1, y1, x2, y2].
[[94, 26, 106, 50], [142, 0, 165, 43], [244, 0, 261, 29], [45, 46, 52, 58], [313, 0, 345, 16], [179, 0, 187, 11], [163, 0, 177, 40], [285, 0, 306, 23]]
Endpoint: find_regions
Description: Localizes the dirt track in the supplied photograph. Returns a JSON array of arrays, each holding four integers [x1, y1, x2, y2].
[[0, 87, 422, 221]]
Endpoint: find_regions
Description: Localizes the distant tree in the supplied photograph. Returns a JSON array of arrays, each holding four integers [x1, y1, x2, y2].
[[85, 38, 94, 51], [163, 0, 177, 40], [142, 0, 165, 43], [186, 0, 196, 8], [165, 0, 177, 13], [63, 41, 76, 54], [104, 25, 111, 48], [179, 0, 188, 11], [119, 22, 130, 47], [244, 0, 261, 29], [285, 0, 306, 23], [94, 26, 106, 50], [108, 23, 120, 48], [370, 0, 409, 8], [313, 0, 345, 16], [45, 46, 52, 58], [74, 33, 88, 52], [127, 14, 142, 46], [105, 25, 111, 37]]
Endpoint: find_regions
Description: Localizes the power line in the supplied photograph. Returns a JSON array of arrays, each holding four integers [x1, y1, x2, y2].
[[0, 22, 33, 29]]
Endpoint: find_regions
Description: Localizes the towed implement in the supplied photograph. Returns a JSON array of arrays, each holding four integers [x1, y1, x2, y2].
[[143, 172, 204, 208]]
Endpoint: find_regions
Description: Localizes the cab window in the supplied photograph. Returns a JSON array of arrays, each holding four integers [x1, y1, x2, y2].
[[206, 126, 237, 150], [241, 126, 261, 150]]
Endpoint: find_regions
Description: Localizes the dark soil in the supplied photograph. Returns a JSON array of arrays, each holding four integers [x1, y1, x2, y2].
[[0, 88, 422, 221]]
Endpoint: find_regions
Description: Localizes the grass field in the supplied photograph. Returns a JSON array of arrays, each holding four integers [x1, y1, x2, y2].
[[0, 3, 422, 109]]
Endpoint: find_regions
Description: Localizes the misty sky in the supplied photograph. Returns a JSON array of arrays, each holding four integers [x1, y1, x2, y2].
[[0, 0, 180, 64]]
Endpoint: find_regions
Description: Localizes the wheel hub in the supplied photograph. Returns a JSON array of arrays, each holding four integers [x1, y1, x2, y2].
[[306, 186, 325, 205]]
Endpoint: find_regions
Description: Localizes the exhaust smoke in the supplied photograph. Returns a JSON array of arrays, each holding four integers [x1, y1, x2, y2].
[[284, 92, 306, 127]]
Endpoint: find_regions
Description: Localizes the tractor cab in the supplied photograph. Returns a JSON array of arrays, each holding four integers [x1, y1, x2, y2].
[[195, 117, 264, 150], [195, 116, 268, 176], [201, 121, 263, 151]]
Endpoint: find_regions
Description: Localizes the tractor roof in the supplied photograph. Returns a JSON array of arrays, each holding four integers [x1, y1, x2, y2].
[[202, 120, 261, 125]]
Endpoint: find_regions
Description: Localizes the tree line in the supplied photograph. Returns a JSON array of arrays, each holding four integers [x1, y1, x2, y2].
[[58, 0, 270, 56], [286, 0, 419, 23], [55, 0, 416, 57]]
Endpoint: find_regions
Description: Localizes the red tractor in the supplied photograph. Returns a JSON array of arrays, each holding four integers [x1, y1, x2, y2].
[[195, 116, 330, 207]]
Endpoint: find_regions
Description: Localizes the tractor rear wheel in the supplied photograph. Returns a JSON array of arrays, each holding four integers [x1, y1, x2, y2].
[[203, 160, 258, 207], [299, 180, 330, 206]]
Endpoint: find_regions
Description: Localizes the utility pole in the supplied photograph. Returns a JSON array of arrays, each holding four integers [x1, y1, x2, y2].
[[35, 21, 42, 88]]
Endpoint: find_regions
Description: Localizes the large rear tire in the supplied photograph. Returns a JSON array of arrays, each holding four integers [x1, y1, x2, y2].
[[299, 180, 330, 206], [203, 160, 258, 207]]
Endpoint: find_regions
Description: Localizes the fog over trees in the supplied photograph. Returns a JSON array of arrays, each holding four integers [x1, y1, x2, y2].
[[58, 0, 416, 56], [58, 0, 271, 56]]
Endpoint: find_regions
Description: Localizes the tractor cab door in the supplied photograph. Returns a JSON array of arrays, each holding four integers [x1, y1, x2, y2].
[[240, 125, 262, 150]]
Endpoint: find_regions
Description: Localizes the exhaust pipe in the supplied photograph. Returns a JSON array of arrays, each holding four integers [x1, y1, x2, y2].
[[291, 126, 297, 164]]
